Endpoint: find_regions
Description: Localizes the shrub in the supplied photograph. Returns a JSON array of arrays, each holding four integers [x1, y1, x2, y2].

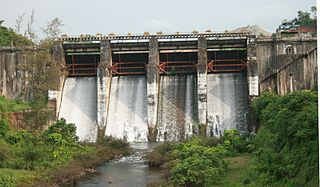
[[42, 118, 78, 145], [170, 142, 227, 186], [0, 140, 12, 167], [144, 142, 179, 167], [253, 91, 318, 186], [0, 118, 10, 138], [101, 136, 129, 150], [223, 129, 255, 155], [0, 170, 16, 187]]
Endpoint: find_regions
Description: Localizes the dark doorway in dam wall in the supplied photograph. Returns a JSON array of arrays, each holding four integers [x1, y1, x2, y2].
[[207, 50, 247, 73], [159, 52, 198, 74], [111, 53, 148, 76], [65, 54, 99, 76]]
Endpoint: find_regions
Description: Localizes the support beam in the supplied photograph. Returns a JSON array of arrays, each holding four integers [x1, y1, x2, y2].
[[247, 38, 258, 132], [52, 42, 66, 119], [97, 40, 112, 142], [197, 37, 207, 133], [147, 37, 159, 141]]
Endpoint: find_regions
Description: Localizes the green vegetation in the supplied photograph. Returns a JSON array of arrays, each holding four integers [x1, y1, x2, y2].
[[145, 133, 254, 186], [294, 7, 317, 28], [0, 21, 33, 47], [147, 90, 318, 186], [0, 118, 130, 186], [0, 97, 30, 113], [251, 90, 318, 186]]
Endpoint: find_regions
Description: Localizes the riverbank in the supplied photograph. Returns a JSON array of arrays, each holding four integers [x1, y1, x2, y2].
[[0, 118, 130, 187], [33, 142, 130, 186], [145, 90, 318, 187], [1, 143, 130, 187]]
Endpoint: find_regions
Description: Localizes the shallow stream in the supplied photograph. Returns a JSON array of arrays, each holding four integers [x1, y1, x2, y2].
[[76, 143, 164, 187]]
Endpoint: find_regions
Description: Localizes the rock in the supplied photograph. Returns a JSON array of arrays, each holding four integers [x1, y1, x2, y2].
[[160, 162, 170, 169]]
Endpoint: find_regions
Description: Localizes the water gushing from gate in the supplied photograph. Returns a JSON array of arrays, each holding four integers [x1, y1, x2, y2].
[[105, 76, 148, 142], [59, 77, 98, 142], [206, 73, 249, 137], [157, 75, 197, 141]]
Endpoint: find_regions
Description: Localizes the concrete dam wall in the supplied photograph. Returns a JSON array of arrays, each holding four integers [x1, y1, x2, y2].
[[56, 34, 254, 142], [106, 76, 148, 142], [59, 77, 98, 142], [58, 73, 249, 142]]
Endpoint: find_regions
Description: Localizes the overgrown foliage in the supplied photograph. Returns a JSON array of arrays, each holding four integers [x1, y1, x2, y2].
[[0, 97, 30, 113], [0, 24, 33, 47], [282, 6, 317, 28], [0, 117, 129, 186], [252, 90, 318, 186], [145, 132, 253, 186]]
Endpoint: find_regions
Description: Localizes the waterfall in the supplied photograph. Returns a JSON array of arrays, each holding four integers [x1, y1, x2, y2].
[[207, 73, 249, 137], [157, 75, 197, 141], [59, 77, 98, 142], [105, 76, 148, 142]]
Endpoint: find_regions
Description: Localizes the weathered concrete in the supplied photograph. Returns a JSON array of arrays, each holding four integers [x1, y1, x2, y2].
[[147, 37, 159, 141], [52, 42, 66, 118], [197, 37, 207, 131], [97, 40, 112, 141], [256, 38, 317, 94], [261, 48, 317, 95], [0, 48, 26, 100], [247, 39, 259, 96], [256, 38, 316, 83]]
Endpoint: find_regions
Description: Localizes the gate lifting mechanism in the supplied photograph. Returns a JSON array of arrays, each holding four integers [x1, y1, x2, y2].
[[158, 61, 197, 74], [207, 59, 247, 73]]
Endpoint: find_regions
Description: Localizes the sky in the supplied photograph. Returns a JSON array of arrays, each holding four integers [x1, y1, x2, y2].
[[0, 0, 316, 38]]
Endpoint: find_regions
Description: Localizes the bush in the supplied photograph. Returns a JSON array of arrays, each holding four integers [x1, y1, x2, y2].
[[0, 140, 12, 167], [42, 118, 78, 145], [0, 118, 10, 138], [170, 142, 227, 186], [223, 129, 255, 155], [253, 90, 318, 186], [0, 96, 30, 112], [101, 136, 129, 151], [144, 142, 179, 167], [0, 170, 16, 187]]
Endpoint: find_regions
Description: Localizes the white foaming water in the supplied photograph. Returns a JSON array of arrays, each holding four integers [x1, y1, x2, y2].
[[157, 75, 197, 141], [59, 77, 98, 142], [106, 76, 148, 142], [207, 73, 249, 137]]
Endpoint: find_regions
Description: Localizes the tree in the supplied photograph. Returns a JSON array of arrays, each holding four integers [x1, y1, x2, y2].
[[22, 50, 61, 131], [14, 13, 25, 34], [41, 18, 64, 41], [292, 7, 317, 28], [25, 9, 37, 41]]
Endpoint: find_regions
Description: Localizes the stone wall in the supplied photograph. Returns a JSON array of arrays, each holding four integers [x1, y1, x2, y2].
[[0, 47, 27, 100], [255, 38, 317, 94]]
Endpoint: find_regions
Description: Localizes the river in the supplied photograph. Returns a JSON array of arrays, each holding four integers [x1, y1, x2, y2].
[[75, 142, 164, 187]]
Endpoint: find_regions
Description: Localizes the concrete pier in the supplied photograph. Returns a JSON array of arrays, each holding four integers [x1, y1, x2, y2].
[[147, 37, 159, 141], [197, 37, 208, 132], [97, 40, 112, 141]]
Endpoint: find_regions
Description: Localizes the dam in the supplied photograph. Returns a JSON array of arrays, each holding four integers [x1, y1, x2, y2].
[[56, 32, 256, 142]]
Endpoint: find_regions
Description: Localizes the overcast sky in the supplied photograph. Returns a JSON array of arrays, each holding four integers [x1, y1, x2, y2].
[[0, 0, 316, 38]]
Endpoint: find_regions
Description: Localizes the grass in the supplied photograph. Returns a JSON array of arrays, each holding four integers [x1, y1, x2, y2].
[[0, 97, 30, 112], [220, 153, 259, 187], [0, 168, 40, 187]]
